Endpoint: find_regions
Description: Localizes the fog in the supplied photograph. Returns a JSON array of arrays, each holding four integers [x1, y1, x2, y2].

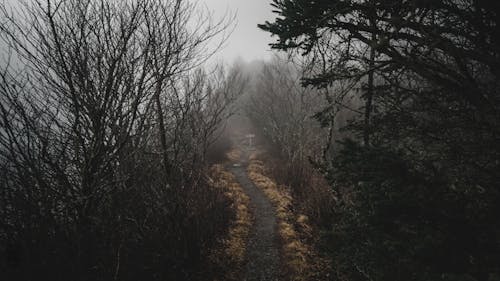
[[198, 0, 276, 63], [1, 1, 499, 281]]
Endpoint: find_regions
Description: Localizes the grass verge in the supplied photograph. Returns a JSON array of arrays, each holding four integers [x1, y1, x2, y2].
[[208, 161, 252, 281]]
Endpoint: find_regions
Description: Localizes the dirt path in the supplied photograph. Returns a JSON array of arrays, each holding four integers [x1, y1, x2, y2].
[[227, 149, 280, 281]]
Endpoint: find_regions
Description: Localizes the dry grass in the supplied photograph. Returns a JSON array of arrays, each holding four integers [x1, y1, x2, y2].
[[226, 148, 242, 162], [247, 150, 331, 281], [209, 164, 252, 281]]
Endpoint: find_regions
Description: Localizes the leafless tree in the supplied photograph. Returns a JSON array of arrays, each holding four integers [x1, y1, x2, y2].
[[246, 56, 325, 163], [142, 0, 233, 180], [0, 0, 240, 279]]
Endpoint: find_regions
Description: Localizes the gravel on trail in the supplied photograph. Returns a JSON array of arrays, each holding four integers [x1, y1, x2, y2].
[[227, 150, 281, 281]]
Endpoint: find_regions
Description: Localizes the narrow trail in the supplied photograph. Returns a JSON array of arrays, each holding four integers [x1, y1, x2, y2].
[[227, 148, 280, 281]]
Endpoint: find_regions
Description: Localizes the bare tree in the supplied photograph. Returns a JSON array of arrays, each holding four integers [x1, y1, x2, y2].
[[0, 0, 240, 279], [246, 56, 325, 163], [155, 64, 246, 184], [0, 1, 153, 261], [142, 0, 233, 181]]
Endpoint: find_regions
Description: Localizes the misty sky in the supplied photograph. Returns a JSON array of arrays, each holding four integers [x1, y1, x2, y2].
[[0, 0, 278, 64], [199, 0, 277, 63]]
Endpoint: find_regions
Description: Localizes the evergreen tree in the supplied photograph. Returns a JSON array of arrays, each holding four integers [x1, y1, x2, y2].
[[260, 1, 500, 280]]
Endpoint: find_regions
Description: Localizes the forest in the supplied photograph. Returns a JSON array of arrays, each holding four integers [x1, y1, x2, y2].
[[0, 0, 499, 281]]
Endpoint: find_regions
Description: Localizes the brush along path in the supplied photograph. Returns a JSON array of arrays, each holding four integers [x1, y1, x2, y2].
[[227, 148, 281, 281], [247, 150, 333, 281]]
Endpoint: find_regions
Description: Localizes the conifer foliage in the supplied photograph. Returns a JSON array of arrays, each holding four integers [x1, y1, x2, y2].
[[261, 1, 500, 280]]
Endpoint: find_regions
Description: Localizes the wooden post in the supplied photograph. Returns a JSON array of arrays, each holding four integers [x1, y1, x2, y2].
[[246, 134, 255, 149]]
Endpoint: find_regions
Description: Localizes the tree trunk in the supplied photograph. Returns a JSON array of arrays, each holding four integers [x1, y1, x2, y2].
[[154, 88, 172, 182], [364, 22, 376, 146]]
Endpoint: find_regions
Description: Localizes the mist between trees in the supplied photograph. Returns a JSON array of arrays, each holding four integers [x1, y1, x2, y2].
[[1, 0, 500, 281]]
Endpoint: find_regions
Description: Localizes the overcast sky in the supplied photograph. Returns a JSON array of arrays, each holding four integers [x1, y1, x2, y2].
[[0, 0, 278, 65], [199, 0, 277, 64]]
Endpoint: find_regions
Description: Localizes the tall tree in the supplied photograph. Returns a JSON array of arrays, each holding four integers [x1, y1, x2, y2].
[[260, 1, 500, 280]]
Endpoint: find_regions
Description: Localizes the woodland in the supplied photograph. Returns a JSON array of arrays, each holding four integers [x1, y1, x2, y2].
[[0, 1, 499, 281]]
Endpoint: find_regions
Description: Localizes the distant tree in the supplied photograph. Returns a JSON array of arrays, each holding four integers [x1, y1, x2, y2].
[[246, 57, 325, 166], [243, 56, 335, 231]]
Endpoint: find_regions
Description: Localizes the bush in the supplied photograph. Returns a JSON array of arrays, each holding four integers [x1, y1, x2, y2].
[[0, 152, 233, 281], [322, 140, 500, 281]]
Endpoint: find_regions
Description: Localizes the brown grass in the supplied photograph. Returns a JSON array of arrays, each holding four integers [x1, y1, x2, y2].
[[209, 164, 252, 281], [247, 150, 331, 281], [226, 148, 242, 162]]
